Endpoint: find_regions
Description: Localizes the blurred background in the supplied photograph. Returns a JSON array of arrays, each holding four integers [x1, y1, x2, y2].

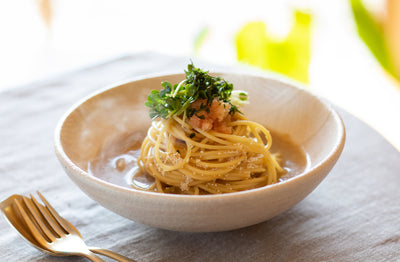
[[1, 0, 399, 150]]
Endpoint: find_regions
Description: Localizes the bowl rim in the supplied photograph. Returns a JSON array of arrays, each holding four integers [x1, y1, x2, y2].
[[54, 71, 346, 202]]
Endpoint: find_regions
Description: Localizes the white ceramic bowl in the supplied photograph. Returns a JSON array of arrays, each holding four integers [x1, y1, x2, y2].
[[54, 72, 345, 232]]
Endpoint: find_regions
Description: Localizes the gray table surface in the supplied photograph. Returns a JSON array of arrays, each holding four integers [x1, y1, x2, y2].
[[1, 53, 399, 261]]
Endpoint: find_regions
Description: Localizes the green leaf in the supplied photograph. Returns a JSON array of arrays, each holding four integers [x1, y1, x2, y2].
[[350, 0, 396, 77], [235, 10, 312, 83], [144, 63, 246, 119]]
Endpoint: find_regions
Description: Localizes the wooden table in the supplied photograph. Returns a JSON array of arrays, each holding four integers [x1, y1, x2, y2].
[[1, 53, 399, 261]]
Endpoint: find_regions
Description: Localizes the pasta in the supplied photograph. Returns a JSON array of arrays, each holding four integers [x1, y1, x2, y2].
[[136, 113, 283, 194], [131, 63, 284, 194]]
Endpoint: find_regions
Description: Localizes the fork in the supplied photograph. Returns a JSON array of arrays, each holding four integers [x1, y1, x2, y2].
[[12, 192, 136, 261]]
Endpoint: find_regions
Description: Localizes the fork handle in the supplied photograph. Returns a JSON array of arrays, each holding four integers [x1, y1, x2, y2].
[[90, 247, 136, 262], [81, 250, 106, 262]]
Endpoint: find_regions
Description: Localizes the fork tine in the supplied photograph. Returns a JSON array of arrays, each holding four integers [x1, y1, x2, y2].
[[22, 196, 58, 242], [36, 191, 74, 234], [29, 193, 67, 237], [13, 198, 49, 247]]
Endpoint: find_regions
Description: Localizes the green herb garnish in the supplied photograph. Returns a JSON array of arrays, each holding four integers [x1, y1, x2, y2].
[[145, 63, 247, 120]]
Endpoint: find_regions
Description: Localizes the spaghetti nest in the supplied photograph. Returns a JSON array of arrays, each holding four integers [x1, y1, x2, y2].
[[136, 114, 283, 194]]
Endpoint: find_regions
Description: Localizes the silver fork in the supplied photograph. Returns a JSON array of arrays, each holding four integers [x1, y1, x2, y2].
[[12, 192, 136, 261]]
